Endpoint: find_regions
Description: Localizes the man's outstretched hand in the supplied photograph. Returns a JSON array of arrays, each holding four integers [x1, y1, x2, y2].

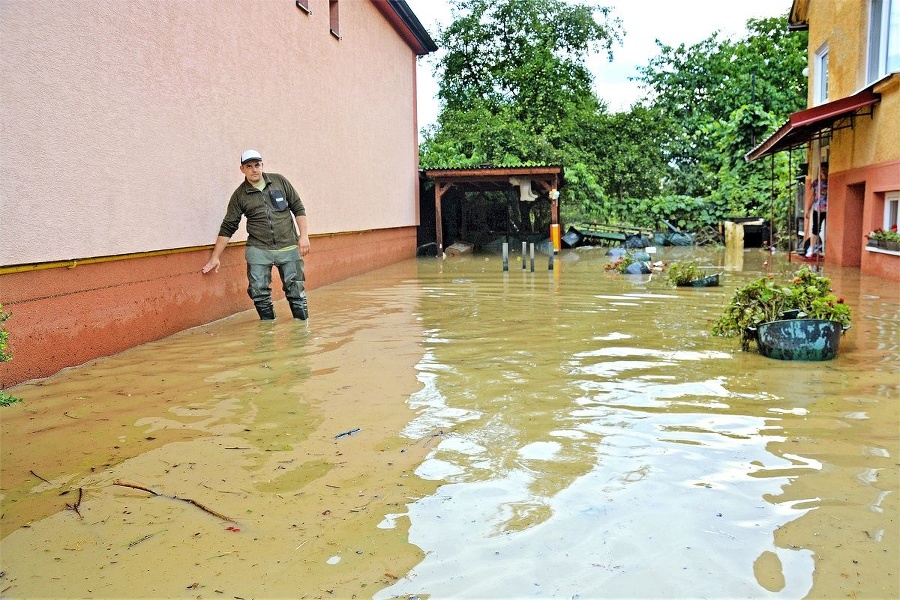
[[201, 258, 220, 274]]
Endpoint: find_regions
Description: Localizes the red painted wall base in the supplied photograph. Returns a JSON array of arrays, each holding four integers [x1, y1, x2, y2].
[[0, 227, 417, 387]]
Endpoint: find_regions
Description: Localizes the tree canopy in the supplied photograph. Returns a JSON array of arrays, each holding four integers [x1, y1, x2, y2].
[[421, 0, 622, 171], [437, 0, 620, 121], [635, 16, 808, 201]]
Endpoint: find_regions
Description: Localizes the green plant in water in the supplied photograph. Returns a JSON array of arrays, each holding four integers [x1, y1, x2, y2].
[[666, 260, 702, 285], [1, 303, 23, 406], [712, 267, 851, 351], [604, 253, 638, 274]]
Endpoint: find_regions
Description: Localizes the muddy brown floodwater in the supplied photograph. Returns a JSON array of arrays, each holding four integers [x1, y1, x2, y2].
[[1, 246, 897, 599]]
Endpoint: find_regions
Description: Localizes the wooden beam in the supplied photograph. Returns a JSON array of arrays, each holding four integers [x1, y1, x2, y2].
[[435, 182, 452, 254]]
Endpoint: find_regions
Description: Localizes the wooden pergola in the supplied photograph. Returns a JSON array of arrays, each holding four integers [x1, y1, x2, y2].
[[423, 165, 564, 252]]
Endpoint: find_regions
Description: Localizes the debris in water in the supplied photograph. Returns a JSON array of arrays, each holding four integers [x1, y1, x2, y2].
[[113, 480, 238, 523], [65, 487, 84, 519]]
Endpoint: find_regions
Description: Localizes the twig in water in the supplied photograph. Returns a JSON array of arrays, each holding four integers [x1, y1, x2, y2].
[[420, 429, 448, 447], [113, 480, 237, 524], [65, 487, 84, 519], [127, 530, 165, 548], [30, 470, 52, 484]]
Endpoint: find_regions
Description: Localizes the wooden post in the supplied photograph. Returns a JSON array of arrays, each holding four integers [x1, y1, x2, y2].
[[549, 183, 561, 253], [435, 182, 451, 254]]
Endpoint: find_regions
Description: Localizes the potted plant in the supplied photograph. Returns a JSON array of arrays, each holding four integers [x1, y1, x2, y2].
[[712, 267, 851, 359], [666, 260, 720, 287], [867, 226, 900, 251]]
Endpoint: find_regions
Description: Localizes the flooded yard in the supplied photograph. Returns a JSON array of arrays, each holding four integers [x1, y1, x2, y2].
[[1, 246, 897, 599]]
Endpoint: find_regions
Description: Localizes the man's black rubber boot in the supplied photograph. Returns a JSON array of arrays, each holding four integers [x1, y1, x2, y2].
[[256, 304, 276, 320], [289, 300, 309, 320]]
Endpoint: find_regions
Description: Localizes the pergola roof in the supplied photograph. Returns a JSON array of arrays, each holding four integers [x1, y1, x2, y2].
[[423, 165, 564, 192]]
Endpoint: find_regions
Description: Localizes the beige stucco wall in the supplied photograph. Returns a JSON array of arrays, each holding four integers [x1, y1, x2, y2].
[[829, 77, 900, 173], [0, 0, 420, 266], [805, 0, 900, 170], [806, 0, 868, 100]]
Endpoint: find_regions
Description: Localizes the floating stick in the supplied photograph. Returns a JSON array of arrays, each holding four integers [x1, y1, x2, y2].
[[113, 480, 237, 523]]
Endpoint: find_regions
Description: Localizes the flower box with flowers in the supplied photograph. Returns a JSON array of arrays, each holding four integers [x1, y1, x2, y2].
[[866, 227, 900, 251]]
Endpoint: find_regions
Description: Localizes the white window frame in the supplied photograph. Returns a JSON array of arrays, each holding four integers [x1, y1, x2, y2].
[[884, 191, 900, 231], [868, 0, 900, 83], [814, 44, 829, 105]]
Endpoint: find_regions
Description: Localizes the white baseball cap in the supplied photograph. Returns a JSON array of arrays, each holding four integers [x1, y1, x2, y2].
[[240, 149, 263, 164]]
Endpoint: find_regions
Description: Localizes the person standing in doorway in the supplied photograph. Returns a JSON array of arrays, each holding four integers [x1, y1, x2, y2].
[[807, 164, 827, 257], [202, 150, 311, 320]]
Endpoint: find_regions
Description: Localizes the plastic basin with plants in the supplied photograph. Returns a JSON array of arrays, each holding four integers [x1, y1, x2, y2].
[[711, 267, 851, 360], [666, 260, 721, 287]]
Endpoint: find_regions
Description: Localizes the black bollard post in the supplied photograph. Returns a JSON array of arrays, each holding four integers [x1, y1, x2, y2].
[[522, 242, 527, 270]]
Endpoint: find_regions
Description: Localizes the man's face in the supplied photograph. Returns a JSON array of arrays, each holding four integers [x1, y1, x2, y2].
[[241, 160, 264, 184]]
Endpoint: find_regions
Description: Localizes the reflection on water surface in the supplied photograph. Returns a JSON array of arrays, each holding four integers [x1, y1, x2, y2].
[[380, 247, 898, 599]]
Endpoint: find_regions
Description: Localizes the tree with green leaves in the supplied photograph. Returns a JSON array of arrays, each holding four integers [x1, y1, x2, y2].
[[436, 0, 620, 122], [635, 16, 808, 204], [420, 0, 622, 169]]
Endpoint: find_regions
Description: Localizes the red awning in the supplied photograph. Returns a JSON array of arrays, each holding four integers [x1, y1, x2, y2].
[[745, 87, 881, 162]]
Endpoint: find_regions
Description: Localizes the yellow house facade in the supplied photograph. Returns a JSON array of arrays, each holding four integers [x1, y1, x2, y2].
[[749, 0, 899, 280]]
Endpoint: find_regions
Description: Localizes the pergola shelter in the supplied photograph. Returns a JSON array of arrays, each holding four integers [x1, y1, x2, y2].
[[423, 165, 564, 253]]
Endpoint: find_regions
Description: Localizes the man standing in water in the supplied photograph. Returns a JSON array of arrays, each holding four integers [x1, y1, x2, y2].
[[202, 150, 310, 320]]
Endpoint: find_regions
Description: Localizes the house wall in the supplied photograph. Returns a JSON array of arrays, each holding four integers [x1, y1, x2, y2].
[[828, 159, 900, 279], [0, 227, 416, 386], [802, 0, 900, 280], [805, 0, 868, 100], [0, 0, 428, 387]]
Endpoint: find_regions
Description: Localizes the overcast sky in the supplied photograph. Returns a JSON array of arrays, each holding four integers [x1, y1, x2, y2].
[[405, 0, 794, 131]]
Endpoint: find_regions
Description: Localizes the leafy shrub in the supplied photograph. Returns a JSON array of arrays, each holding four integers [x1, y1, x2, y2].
[[1, 304, 22, 406]]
